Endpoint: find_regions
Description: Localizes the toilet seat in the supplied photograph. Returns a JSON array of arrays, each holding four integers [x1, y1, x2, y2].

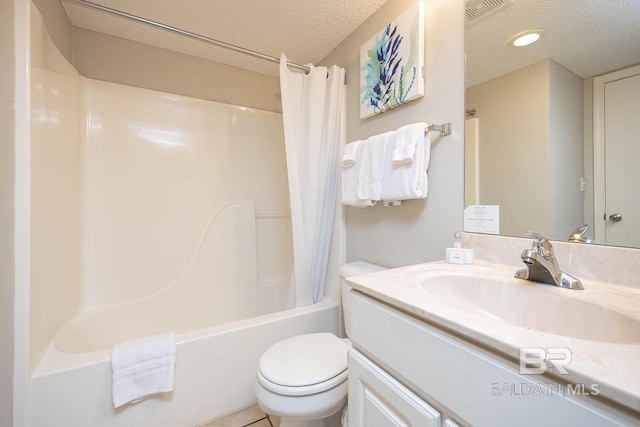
[[257, 332, 348, 396]]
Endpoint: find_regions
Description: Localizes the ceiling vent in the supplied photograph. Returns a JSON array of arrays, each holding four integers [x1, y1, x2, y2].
[[465, 0, 513, 26]]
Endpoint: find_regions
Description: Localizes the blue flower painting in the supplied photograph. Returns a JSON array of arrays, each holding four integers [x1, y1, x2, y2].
[[360, 2, 425, 118]]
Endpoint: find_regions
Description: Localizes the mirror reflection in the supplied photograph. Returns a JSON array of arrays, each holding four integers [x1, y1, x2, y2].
[[464, 0, 640, 247]]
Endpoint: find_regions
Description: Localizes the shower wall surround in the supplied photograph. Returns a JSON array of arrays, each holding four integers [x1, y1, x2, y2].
[[77, 79, 290, 309], [30, 4, 82, 371]]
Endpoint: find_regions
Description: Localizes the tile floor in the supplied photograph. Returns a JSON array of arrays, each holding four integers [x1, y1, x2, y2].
[[199, 404, 280, 427]]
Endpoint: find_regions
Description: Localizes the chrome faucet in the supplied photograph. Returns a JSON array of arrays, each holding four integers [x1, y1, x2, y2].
[[568, 224, 593, 243], [514, 231, 584, 290]]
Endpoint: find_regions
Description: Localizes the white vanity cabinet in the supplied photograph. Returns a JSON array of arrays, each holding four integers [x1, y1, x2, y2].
[[348, 291, 635, 427]]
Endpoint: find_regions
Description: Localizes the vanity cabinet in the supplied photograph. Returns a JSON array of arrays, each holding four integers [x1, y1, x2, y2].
[[348, 291, 633, 427]]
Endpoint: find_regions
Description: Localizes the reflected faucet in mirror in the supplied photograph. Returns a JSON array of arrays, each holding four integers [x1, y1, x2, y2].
[[568, 224, 593, 244], [515, 231, 584, 290]]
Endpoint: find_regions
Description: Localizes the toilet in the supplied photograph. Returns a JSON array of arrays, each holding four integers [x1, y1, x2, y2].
[[254, 261, 386, 427]]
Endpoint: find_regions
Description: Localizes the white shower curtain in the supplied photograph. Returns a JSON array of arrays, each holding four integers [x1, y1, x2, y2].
[[279, 54, 346, 308]]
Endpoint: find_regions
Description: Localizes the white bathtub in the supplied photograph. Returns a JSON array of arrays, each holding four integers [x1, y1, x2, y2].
[[31, 298, 340, 426], [29, 199, 340, 426]]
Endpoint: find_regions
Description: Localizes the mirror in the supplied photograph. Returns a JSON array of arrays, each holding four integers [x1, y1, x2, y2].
[[464, 0, 640, 247]]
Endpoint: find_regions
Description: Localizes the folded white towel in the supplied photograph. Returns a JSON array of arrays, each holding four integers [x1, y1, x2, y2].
[[342, 141, 359, 167], [357, 132, 390, 202], [341, 140, 376, 207], [381, 131, 431, 202], [392, 123, 428, 164], [112, 333, 176, 408]]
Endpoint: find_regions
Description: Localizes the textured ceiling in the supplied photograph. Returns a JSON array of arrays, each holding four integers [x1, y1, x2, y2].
[[61, 0, 389, 77], [61, 0, 640, 82], [466, 0, 640, 87]]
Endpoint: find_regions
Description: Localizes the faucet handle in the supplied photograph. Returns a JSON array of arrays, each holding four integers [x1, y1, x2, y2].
[[526, 231, 554, 256], [571, 224, 590, 235], [568, 224, 591, 243]]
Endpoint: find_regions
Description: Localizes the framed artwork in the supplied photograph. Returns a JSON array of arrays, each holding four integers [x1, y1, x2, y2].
[[360, 1, 425, 119]]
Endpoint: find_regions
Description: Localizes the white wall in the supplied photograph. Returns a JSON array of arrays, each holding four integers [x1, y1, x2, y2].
[[322, 0, 465, 267]]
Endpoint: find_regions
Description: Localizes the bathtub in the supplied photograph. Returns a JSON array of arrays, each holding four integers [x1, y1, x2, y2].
[[31, 298, 340, 426], [29, 198, 341, 426]]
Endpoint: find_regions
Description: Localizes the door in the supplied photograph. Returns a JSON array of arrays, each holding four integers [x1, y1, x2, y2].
[[594, 65, 640, 246], [604, 72, 640, 246]]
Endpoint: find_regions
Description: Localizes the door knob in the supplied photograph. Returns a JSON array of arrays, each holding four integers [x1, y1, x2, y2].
[[609, 213, 623, 223]]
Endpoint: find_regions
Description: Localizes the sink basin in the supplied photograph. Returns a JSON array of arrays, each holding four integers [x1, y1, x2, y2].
[[419, 272, 640, 344]]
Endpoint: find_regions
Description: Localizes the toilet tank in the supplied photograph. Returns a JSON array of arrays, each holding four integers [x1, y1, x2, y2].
[[339, 261, 387, 338]]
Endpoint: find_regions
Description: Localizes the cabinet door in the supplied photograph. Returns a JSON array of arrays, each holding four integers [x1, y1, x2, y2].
[[348, 349, 440, 427]]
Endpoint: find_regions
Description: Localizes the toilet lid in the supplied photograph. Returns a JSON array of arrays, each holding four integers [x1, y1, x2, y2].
[[258, 333, 348, 387]]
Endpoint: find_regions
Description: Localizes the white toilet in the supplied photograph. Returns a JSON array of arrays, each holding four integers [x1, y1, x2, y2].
[[254, 261, 386, 427]]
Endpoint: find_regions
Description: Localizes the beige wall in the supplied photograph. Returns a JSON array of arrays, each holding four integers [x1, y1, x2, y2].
[[31, 0, 73, 62], [549, 60, 584, 238], [466, 60, 551, 236], [72, 28, 283, 113], [0, 0, 16, 423], [322, 0, 465, 267], [466, 59, 584, 239], [583, 78, 595, 230], [31, 0, 281, 112]]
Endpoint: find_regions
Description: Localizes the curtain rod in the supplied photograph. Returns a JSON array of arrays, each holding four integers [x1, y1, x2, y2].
[[63, 0, 312, 74]]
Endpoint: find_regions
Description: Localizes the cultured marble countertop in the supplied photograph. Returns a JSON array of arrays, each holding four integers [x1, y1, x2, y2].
[[346, 261, 640, 413]]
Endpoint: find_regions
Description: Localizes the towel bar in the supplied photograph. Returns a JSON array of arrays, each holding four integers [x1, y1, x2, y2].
[[426, 123, 452, 136]]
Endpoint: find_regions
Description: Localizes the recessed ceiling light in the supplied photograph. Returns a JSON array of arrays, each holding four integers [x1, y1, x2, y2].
[[508, 29, 546, 47]]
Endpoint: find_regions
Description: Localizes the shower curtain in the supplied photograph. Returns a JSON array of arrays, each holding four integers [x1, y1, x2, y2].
[[279, 54, 346, 308]]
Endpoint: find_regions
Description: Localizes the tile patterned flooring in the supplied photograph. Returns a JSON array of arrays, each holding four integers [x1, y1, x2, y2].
[[199, 404, 280, 427]]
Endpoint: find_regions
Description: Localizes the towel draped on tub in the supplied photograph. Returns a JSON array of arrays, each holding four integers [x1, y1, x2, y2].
[[111, 332, 176, 408]]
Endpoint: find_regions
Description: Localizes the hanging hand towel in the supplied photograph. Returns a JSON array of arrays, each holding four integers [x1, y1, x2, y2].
[[112, 333, 176, 408], [357, 132, 390, 202], [342, 140, 376, 207], [392, 122, 428, 164], [381, 131, 431, 202]]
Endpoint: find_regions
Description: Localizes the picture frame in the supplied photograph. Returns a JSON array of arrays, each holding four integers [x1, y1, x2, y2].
[[359, 1, 425, 119]]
